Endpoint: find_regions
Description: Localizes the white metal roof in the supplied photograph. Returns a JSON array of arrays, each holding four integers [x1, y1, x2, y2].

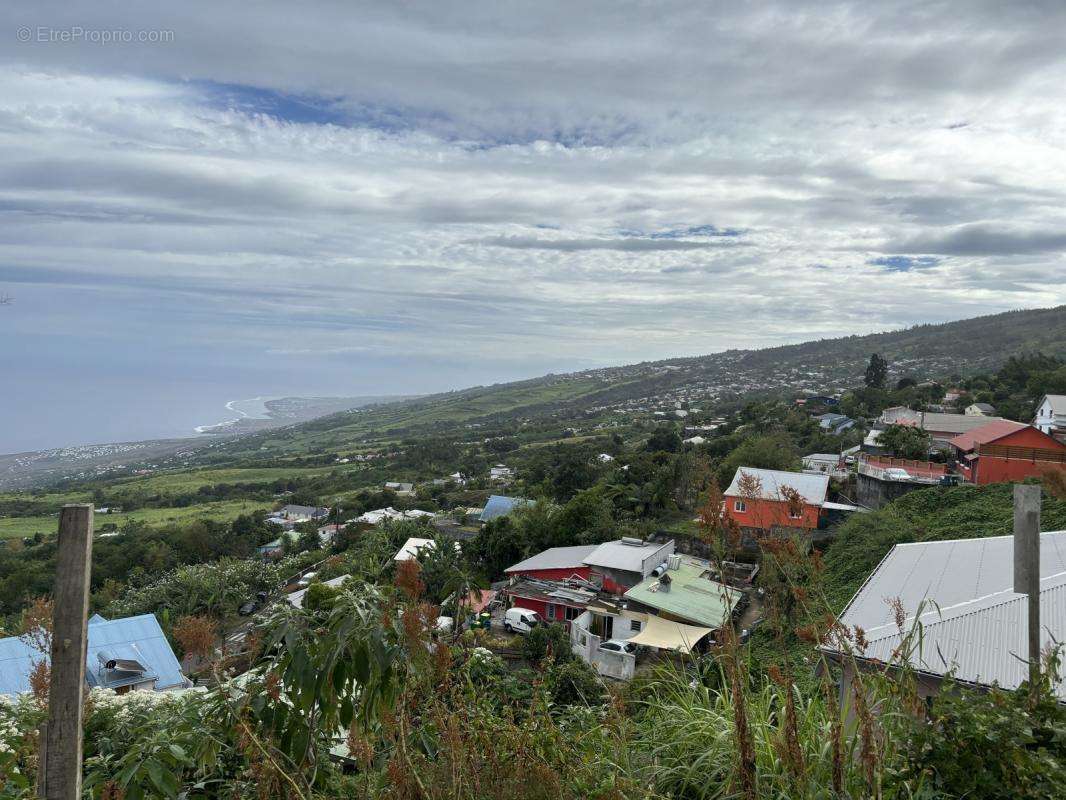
[[505, 544, 599, 573], [834, 531, 1066, 699], [393, 537, 435, 561], [723, 468, 829, 505], [583, 538, 675, 574]]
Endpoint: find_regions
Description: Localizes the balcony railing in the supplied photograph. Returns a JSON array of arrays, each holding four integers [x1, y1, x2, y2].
[[857, 456, 945, 484]]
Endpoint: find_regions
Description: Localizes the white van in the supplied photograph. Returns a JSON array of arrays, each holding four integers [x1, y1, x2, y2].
[[296, 571, 318, 588], [504, 607, 542, 634]]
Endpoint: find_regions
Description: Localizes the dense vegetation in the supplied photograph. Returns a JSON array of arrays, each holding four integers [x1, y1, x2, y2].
[[2, 340, 1065, 796], [3, 547, 1063, 799]]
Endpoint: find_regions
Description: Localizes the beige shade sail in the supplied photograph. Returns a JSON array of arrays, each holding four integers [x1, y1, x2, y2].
[[626, 614, 712, 654]]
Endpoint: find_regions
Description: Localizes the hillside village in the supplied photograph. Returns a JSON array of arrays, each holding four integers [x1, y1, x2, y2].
[[2, 338, 1066, 796]]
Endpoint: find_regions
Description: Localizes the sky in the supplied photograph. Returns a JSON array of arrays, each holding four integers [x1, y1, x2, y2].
[[2, 1, 1066, 452]]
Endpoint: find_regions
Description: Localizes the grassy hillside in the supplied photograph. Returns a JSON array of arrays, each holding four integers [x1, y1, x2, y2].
[[210, 305, 1066, 461], [0, 499, 271, 540]]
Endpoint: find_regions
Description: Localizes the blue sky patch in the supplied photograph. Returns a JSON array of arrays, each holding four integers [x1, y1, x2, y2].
[[868, 255, 941, 272], [189, 80, 352, 127]]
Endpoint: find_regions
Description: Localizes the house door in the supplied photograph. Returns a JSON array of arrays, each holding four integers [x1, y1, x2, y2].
[[603, 616, 614, 640]]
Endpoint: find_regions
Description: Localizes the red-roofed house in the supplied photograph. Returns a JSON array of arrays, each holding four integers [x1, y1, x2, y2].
[[950, 421, 1066, 484]]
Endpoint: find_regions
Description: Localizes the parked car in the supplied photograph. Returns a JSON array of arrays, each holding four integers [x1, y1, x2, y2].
[[599, 639, 637, 654], [297, 571, 318, 588], [238, 591, 270, 617], [939, 474, 960, 487], [883, 468, 912, 481], [503, 607, 541, 634]]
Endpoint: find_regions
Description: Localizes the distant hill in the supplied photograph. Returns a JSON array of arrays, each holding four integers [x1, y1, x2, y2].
[[6, 305, 1066, 488], [201, 304, 1066, 460]]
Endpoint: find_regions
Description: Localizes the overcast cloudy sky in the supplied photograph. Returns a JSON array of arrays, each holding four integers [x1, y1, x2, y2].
[[2, 1, 1066, 451]]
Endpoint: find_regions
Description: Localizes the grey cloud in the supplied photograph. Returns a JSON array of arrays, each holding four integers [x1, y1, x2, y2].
[[5, 2, 1066, 143], [891, 224, 1066, 256]]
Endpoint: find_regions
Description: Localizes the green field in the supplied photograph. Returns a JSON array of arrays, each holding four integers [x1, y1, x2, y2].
[[108, 465, 344, 494], [0, 499, 272, 540], [0, 488, 94, 507]]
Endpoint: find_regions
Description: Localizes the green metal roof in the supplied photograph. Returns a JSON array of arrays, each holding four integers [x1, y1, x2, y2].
[[624, 559, 740, 628]]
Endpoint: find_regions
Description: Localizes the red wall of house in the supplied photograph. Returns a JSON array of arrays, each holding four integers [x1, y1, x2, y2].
[[508, 596, 550, 618], [972, 427, 1066, 485], [977, 459, 1066, 484], [504, 566, 592, 582], [724, 497, 822, 531], [507, 595, 585, 625]]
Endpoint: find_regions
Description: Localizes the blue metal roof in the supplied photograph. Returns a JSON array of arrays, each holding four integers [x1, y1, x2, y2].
[[0, 613, 185, 696], [480, 495, 532, 522]]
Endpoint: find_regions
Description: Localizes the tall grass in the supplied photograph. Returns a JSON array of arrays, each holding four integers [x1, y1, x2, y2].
[[632, 665, 872, 800]]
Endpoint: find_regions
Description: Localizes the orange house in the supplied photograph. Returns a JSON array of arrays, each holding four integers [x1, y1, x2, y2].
[[950, 421, 1066, 485], [723, 467, 830, 534]]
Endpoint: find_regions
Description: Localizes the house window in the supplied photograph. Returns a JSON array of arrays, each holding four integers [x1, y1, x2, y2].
[[789, 508, 803, 519], [546, 603, 557, 619], [734, 500, 747, 513], [564, 606, 581, 621], [630, 619, 642, 633]]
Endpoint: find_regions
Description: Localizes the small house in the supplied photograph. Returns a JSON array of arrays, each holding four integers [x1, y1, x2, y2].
[[949, 421, 1066, 484], [623, 555, 741, 633], [0, 613, 188, 696], [489, 464, 514, 481], [723, 467, 830, 535], [813, 413, 855, 435], [279, 504, 330, 522], [1034, 395, 1066, 442], [504, 578, 596, 627], [964, 402, 996, 416], [581, 538, 676, 594]]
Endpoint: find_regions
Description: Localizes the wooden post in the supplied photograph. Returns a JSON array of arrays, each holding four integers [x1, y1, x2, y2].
[[43, 504, 93, 800], [1012, 484, 1041, 694]]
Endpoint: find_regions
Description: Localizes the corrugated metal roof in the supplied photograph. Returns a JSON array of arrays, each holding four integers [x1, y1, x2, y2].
[[920, 412, 1008, 435], [583, 539, 674, 573], [724, 468, 829, 505], [838, 531, 1066, 631], [0, 613, 185, 696], [857, 573, 1066, 700], [624, 557, 740, 628], [505, 544, 598, 574], [834, 531, 1066, 699], [948, 419, 1026, 452], [480, 495, 532, 522]]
